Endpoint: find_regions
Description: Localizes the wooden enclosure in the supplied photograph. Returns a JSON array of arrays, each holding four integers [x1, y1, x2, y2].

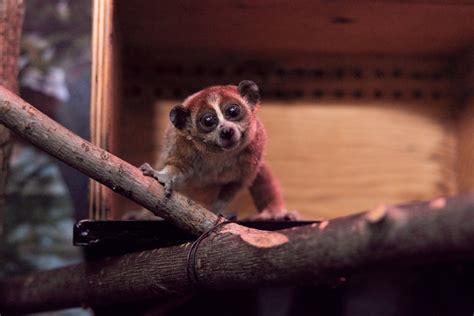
[[90, 0, 474, 220]]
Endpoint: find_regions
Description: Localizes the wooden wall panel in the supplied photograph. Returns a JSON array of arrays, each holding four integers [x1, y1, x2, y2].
[[91, 1, 471, 220], [107, 56, 458, 220], [90, 0, 122, 219], [143, 100, 456, 220], [458, 100, 474, 192], [117, 1, 474, 56], [457, 48, 474, 193]]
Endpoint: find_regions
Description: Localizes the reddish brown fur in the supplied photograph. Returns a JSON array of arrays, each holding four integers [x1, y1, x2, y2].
[[142, 82, 296, 219]]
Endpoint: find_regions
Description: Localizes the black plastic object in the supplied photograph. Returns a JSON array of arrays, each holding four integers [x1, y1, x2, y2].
[[74, 219, 317, 258]]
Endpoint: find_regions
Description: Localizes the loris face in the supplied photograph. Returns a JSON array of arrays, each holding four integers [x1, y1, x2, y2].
[[169, 80, 260, 153]]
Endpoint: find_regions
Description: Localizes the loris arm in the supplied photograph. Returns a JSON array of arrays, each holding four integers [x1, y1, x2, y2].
[[139, 163, 187, 197], [249, 162, 301, 220]]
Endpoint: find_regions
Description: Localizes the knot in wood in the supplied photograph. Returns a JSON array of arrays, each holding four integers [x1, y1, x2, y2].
[[366, 205, 387, 224]]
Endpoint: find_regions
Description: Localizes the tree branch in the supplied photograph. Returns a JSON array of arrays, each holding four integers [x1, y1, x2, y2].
[[0, 85, 218, 236], [1, 195, 474, 313]]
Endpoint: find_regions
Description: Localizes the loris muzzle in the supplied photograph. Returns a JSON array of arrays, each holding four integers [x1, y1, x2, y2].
[[140, 80, 300, 220]]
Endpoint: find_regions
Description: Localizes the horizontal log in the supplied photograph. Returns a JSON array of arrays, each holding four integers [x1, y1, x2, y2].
[[1, 194, 474, 313]]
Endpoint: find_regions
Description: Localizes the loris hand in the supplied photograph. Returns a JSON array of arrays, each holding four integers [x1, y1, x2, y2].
[[139, 163, 174, 197]]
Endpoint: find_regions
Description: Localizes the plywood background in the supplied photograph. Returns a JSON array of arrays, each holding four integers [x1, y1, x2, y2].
[[117, 1, 474, 56], [457, 48, 474, 193], [105, 55, 458, 220], [90, 0, 121, 219], [139, 99, 456, 220], [90, 1, 472, 220]]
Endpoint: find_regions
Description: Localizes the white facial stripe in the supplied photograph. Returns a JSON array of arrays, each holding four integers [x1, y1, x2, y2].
[[207, 93, 224, 121], [206, 93, 219, 107]]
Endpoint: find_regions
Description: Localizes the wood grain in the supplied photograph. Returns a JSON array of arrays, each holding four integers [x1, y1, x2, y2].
[[457, 100, 474, 192], [90, 0, 121, 219], [117, 1, 474, 56], [0, 0, 23, 234], [93, 3, 465, 220], [108, 54, 459, 220], [456, 48, 474, 193], [140, 99, 456, 220]]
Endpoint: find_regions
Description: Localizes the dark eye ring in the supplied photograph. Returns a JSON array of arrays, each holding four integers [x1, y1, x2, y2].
[[200, 113, 218, 130], [225, 104, 241, 119]]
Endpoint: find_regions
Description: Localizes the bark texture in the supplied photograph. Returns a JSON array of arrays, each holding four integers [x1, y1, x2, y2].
[[1, 195, 474, 314], [0, 0, 24, 235], [0, 86, 218, 236]]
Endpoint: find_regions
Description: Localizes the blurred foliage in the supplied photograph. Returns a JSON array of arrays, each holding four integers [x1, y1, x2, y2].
[[0, 9, 93, 316], [20, 0, 91, 102], [1, 0, 91, 286], [1, 145, 80, 277], [21, 0, 91, 71]]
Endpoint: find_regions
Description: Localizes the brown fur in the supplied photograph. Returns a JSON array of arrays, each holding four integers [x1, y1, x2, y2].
[[141, 81, 296, 219]]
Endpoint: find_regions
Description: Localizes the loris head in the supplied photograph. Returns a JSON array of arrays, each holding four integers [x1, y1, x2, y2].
[[169, 80, 260, 153]]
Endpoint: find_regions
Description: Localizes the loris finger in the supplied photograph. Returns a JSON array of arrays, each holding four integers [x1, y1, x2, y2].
[[163, 178, 174, 197], [156, 172, 174, 197], [139, 163, 156, 176]]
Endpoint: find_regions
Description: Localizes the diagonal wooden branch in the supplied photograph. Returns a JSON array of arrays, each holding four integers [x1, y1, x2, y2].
[[1, 195, 474, 314], [0, 85, 218, 236]]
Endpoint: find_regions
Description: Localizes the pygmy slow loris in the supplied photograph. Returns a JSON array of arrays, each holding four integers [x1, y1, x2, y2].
[[140, 80, 300, 220]]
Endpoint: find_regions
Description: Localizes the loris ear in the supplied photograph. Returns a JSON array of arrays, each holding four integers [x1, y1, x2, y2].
[[238, 80, 260, 107], [169, 105, 190, 130]]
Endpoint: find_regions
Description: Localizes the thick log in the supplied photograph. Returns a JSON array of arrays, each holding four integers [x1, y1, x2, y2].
[[0, 85, 218, 236], [1, 195, 474, 313]]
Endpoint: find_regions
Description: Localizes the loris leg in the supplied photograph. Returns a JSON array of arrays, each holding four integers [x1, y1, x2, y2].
[[139, 163, 185, 197], [249, 162, 301, 220], [250, 162, 285, 214], [211, 182, 242, 214]]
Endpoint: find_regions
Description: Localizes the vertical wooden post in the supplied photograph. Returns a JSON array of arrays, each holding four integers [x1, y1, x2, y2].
[[0, 0, 24, 235], [457, 47, 474, 192], [90, 0, 120, 219]]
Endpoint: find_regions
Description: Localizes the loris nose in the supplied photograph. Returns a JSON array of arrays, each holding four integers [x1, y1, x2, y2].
[[220, 127, 235, 140]]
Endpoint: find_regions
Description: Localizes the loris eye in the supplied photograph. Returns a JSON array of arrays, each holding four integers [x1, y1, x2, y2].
[[199, 113, 218, 131], [225, 104, 241, 119]]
